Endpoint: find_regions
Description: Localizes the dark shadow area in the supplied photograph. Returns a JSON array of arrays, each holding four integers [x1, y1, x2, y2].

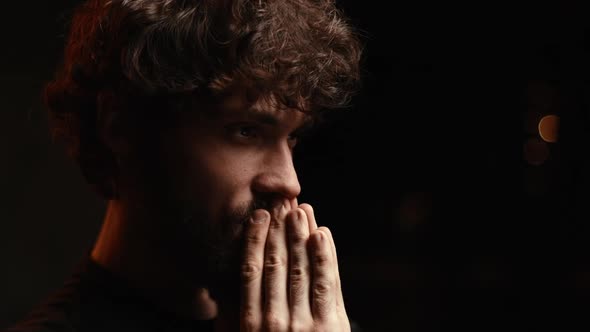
[[1, 1, 589, 331]]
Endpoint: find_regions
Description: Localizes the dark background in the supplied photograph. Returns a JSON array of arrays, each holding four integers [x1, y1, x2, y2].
[[2, 2, 589, 332]]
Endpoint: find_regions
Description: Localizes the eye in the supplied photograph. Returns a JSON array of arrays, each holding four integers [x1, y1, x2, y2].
[[226, 124, 260, 143], [237, 126, 257, 138]]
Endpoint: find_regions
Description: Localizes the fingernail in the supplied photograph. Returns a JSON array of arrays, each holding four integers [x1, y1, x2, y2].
[[317, 231, 325, 242], [250, 210, 268, 224]]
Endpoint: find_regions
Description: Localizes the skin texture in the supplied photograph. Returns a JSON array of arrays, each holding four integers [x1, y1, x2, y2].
[[238, 201, 349, 331], [92, 91, 350, 331]]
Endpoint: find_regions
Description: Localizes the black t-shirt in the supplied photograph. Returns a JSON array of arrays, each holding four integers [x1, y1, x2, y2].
[[4, 256, 215, 332]]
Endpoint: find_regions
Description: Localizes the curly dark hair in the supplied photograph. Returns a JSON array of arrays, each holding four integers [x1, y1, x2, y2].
[[44, 0, 363, 198]]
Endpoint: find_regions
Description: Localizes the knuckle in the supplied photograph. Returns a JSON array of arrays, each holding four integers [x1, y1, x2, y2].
[[289, 267, 309, 300], [313, 280, 333, 298], [314, 280, 333, 294], [270, 217, 283, 230], [240, 311, 261, 331], [290, 266, 307, 278], [264, 312, 288, 331], [313, 251, 331, 266], [241, 260, 263, 282], [312, 280, 334, 317], [264, 253, 286, 271]]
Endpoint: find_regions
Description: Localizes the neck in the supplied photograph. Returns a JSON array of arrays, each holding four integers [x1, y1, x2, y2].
[[91, 199, 218, 321]]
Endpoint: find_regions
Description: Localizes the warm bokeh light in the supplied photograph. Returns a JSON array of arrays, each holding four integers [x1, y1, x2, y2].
[[524, 137, 549, 166], [538, 114, 560, 143]]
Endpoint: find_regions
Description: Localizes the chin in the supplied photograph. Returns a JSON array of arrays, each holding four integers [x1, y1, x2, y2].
[[204, 248, 242, 306], [167, 200, 250, 304]]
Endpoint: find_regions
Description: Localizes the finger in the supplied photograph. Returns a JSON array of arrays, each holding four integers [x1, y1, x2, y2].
[[286, 208, 312, 321], [289, 197, 298, 210], [263, 199, 291, 328], [309, 227, 337, 321], [321, 227, 346, 310], [299, 203, 318, 232], [240, 209, 270, 330]]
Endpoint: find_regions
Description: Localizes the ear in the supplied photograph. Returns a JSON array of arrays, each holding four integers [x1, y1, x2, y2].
[[96, 90, 131, 156]]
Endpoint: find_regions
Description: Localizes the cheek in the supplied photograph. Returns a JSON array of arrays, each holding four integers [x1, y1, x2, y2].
[[186, 146, 261, 217]]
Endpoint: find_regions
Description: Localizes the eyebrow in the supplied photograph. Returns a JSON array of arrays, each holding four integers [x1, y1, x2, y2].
[[243, 107, 280, 126], [237, 106, 316, 133]]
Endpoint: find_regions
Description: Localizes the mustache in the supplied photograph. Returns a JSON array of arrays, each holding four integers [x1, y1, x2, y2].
[[179, 196, 272, 226], [229, 195, 276, 226]]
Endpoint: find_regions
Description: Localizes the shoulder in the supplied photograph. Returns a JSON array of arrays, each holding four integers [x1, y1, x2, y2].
[[4, 258, 112, 332], [3, 257, 181, 332], [3, 319, 73, 332], [3, 279, 82, 332]]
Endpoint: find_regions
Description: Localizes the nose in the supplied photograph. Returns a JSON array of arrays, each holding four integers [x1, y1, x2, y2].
[[252, 145, 301, 200]]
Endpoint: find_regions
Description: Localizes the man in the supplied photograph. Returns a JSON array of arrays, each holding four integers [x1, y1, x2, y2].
[[6, 0, 362, 331]]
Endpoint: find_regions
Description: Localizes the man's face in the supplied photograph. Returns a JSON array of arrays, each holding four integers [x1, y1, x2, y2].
[[126, 92, 310, 300]]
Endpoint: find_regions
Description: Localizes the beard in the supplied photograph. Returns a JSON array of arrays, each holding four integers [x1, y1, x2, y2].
[[158, 193, 273, 308], [130, 132, 275, 308]]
